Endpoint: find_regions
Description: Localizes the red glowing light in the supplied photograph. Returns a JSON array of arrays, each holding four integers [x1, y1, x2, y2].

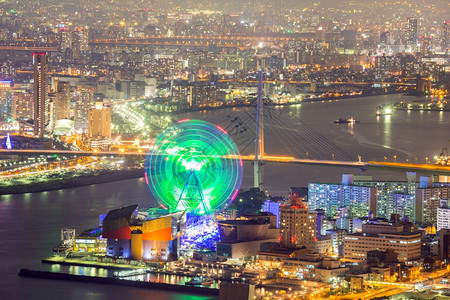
[[231, 189, 239, 200], [178, 119, 190, 123], [216, 125, 228, 134]]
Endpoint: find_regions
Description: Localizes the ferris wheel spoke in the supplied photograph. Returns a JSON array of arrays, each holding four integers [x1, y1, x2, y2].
[[145, 120, 243, 215]]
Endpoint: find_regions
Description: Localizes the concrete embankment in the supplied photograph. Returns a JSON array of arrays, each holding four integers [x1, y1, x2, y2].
[[18, 268, 219, 296], [1, 168, 144, 195]]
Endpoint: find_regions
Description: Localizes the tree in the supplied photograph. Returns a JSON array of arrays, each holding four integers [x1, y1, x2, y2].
[[228, 188, 267, 216]]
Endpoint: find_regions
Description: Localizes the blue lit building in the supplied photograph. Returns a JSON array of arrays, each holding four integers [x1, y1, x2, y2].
[[308, 177, 377, 218], [262, 200, 280, 228], [352, 172, 416, 218], [390, 193, 416, 222], [308, 173, 421, 219]]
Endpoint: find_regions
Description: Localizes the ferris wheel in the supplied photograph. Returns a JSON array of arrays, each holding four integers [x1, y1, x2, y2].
[[145, 119, 243, 215]]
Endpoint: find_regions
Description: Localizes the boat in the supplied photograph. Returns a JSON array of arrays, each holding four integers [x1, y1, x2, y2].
[[201, 278, 214, 286], [113, 268, 149, 278], [376, 105, 393, 115], [185, 277, 203, 285], [334, 118, 359, 124]]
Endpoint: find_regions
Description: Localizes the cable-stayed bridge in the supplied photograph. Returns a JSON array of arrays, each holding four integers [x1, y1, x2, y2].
[[1, 71, 449, 184]]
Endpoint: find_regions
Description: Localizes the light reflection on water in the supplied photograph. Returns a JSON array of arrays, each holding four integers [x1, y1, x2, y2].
[[117, 272, 220, 289]]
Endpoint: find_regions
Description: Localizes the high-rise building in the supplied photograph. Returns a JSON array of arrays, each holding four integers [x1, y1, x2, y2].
[[419, 36, 431, 56], [315, 26, 326, 42], [405, 17, 418, 45], [437, 200, 450, 231], [55, 81, 71, 120], [0, 80, 13, 121], [58, 27, 71, 53], [11, 92, 34, 120], [374, 55, 400, 78], [88, 101, 111, 138], [353, 173, 416, 218], [441, 21, 449, 49], [280, 204, 316, 250], [74, 85, 94, 132], [390, 193, 416, 222], [72, 27, 89, 59], [33, 52, 48, 137], [308, 174, 377, 218], [416, 186, 450, 225]]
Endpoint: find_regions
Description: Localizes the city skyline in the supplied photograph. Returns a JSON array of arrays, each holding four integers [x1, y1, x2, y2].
[[0, 0, 449, 299]]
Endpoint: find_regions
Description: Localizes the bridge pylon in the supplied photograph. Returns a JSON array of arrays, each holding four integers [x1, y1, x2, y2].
[[254, 70, 264, 190]]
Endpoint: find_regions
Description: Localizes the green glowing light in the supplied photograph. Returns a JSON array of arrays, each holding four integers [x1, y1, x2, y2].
[[145, 120, 243, 215]]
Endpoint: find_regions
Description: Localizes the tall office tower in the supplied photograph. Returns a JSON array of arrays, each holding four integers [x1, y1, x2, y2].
[[74, 85, 94, 133], [33, 52, 48, 137], [280, 204, 316, 250], [72, 27, 88, 59], [442, 21, 449, 49], [88, 101, 111, 138], [437, 200, 450, 231], [58, 27, 71, 53], [419, 36, 431, 56], [405, 17, 418, 45], [55, 81, 71, 120]]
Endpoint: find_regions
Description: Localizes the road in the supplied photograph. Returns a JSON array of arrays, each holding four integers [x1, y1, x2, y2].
[[3, 149, 450, 173]]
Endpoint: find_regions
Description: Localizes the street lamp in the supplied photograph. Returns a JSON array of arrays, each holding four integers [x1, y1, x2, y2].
[[394, 155, 397, 162]]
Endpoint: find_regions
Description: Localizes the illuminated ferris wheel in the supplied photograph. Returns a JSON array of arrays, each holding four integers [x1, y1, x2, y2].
[[145, 119, 243, 215]]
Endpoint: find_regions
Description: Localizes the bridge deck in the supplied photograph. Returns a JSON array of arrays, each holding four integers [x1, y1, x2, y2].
[[1, 150, 450, 173]]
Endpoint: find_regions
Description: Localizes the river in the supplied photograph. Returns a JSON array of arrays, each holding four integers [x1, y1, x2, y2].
[[1, 94, 448, 299]]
